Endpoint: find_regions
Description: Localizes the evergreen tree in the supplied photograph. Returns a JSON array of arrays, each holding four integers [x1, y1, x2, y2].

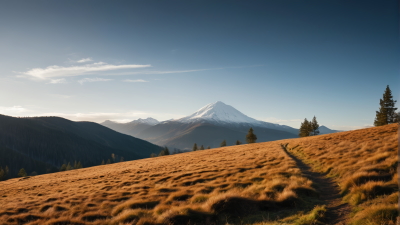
[[220, 140, 227, 147], [193, 143, 198, 151], [235, 140, 242, 145], [106, 159, 111, 164], [0, 167, 4, 180], [150, 153, 156, 158], [200, 145, 204, 150], [207, 146, 211, 149], [158, 150, 165, 156], [60, 164, 67, 171], [74, 161, 78, 169], [30, 171, 37, 176], [374, 85, 398, 126], [101, 160, 105, 165], [17, 168, 27, 177], [164, 147, 170, 155], [120, 157, 124, 162], [299, 118, 311, 137], [311, 116, 320, 136], [111, 153, 116, 163], [245, 127, 257, 143], [77, 161, 83, 169], [5, 166, 8, 179], [66, 162, 72, 170]]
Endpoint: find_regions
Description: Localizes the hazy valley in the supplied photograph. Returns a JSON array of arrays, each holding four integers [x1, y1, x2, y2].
[[101, 102, 341, 150]]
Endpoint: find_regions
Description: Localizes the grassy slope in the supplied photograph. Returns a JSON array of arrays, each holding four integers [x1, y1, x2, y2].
[[287, 123, 398, 225], [0, 124, 397, 225], [0, 139, 323, 225]]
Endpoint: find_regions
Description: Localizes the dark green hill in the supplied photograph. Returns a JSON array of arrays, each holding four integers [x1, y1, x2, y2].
[[0, 146, 57, 177], [0, 115, 162, 178]]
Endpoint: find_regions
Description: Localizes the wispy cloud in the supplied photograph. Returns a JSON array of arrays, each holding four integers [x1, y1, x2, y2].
[[48, 78, 67, 84], [0, 106, 28, 114], [77, 58, 93, 63], [123, 79, 149, 83], [22, 62, 151, 79], [78, 77, 113, 85], [103, 68, 222, 76]]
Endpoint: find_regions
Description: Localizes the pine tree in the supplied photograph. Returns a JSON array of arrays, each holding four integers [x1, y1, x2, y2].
[[120, 157, 124, 162], [17, 168, 27, 177], [150, 153, 156, 158], [106, 159, 111, 164], [207, 146, 211, 149], [235, 140, 242, 145], [311, 116, 320, 136], [60, 164, 67, 171], [246, 127, 257, 144], [158, 150, 165, 156], [66, 162, 72, 170], [193, 143, 198, 151], [200, 145, 204, 150], [111, 153, 115, 163], [0, 167, 4, 180], [77, 161, 83, 169], [164, 147, 170, 155], [220, 140, 227, 147], [74, 161, 78, 169], [5, 166, 8, 179], [101, 160, 105, 165], [299, 118, 311, 137], [374, 85, 398, 126]]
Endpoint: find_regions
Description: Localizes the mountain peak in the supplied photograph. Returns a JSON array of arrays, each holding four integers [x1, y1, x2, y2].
[[176, 101, 262, 124], [130, 117, 159, 125]]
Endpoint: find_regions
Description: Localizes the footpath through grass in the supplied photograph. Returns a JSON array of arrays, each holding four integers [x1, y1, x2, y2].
[[286, 124, 398, 225]]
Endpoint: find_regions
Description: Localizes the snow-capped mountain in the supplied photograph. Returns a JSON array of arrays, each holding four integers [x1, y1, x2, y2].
[[129, 117, 159, 126], [177, 101, 262, 124], [175, 101, 297, 134], [100, 102, 341, 149]]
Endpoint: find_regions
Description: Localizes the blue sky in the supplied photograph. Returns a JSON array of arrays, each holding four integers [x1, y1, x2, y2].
[[0, 0, 398, 130]]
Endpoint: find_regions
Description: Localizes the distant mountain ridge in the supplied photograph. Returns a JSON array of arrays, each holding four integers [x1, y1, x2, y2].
[[101, 117, 160, 136], [318, 125, 342, 134], [102, 102, 300, 149], [0, 115, 162, 178], [101, 102, 341, 149]]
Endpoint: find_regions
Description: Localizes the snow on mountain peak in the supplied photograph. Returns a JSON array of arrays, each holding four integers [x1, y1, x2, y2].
[[176, 101, 262, 124], [130, 117, 159, 125]]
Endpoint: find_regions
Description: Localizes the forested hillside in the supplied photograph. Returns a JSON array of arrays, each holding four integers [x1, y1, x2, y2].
[[0, 115, 162, 178]]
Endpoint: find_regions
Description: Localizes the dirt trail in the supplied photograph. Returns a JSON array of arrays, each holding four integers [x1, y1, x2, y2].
[[281, 144, 351, 225]]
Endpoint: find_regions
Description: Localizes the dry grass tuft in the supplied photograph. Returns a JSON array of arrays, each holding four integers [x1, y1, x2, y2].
[[351, 204, 398, 225], [111, 200, 160, 216], [110, 208, 150, 224]]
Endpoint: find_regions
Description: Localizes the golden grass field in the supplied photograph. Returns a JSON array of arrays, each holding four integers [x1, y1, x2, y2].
[[0, 124, 397, 225], [287, 123, 399, 225]]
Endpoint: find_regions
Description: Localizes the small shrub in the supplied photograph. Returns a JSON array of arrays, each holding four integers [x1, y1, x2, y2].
[[191, 195, 208, 204], [294, 205, 326, 225]]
